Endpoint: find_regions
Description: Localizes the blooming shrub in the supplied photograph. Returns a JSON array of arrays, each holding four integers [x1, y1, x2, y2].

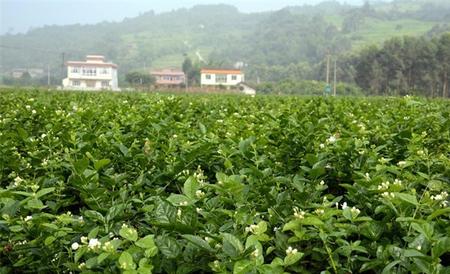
[[0, 90, 449, 273]]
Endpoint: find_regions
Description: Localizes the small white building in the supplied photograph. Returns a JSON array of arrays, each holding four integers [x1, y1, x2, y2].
[[200, 69, 244, 88], [62, 55, 119, 91]]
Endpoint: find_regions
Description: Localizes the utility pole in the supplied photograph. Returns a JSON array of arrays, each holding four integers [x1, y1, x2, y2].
[[326, 54, 330, 85], [333, 59, 337, 96], [47, 64, 50, 86], [61, 52, 66, 81]]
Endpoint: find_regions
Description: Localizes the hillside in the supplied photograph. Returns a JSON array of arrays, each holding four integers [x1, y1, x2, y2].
[[1, 0, 449, 83]]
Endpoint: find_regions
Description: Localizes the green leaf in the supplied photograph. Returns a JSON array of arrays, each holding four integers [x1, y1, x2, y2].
[[166, 194, 192, 206], [183, 177, 199, 200], [44, 236, 56, 246], [94, 159, 111, 171], [222, 233, 244, 258], [284, 252, 304, 266], [136, 235, 158, 257], [404, 249, 425, 258], [182, 234, 214, 252], [35, 187, 55, 198], [118, 144, 129, 157], [88, 227, 100, 239], [381, 260, 401, 274], [27, 199, 46, 209], [395, 193, 419, 206], [85, 210, 105, 223], [233, 260, 253, 274], [119, 251, 136, 270], [156, 236, 181, 259], [97, 253, 110, 264], [426, 208, 450, 221], [120, 226, 139, 242]]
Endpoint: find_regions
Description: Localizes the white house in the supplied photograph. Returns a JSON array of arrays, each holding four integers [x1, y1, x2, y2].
[[62, 55, 119, 91], [200, 69, 244, 88]]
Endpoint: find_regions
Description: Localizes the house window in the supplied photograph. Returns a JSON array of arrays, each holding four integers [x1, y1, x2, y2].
[[205, 74, 212, 80], [72, 80, 80, 86], [101, 81, 110, 87], [100, 68, 109, 74], [216, 74, 227, 83], [82, 67, 97, 76], [231, 75, 238, 81], [71, 67, 80, 73]]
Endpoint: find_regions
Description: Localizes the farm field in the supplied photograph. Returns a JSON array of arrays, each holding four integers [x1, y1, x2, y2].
[[0, 89, 449, 273]]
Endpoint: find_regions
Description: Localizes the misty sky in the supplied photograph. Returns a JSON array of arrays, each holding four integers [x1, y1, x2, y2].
[[1, 0, 368, 34]]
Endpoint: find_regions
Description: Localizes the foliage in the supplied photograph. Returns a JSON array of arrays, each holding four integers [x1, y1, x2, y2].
[[340, 33, 450, 97], [256, 80, 363, 96], [125, 71, 156, 88], [0, 89, 449, 273]]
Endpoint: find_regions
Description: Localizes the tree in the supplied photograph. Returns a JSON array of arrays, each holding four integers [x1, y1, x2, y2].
[[125, 71, 155, 90]]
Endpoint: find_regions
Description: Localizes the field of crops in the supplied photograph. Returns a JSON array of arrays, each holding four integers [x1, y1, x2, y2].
[[1, 89, 449, 274]]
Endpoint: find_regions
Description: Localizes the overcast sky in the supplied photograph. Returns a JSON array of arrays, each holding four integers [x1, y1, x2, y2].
[[1, 0, 367, 34]]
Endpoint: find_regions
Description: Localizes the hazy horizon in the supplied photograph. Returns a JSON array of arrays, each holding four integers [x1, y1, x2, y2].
[[1, 0, 372, 35]]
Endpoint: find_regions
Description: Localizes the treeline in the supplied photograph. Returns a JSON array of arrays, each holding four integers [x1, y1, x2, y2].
[[341, 33, 450, 97]]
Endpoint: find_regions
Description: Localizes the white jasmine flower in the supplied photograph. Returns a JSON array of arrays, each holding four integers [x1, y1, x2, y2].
[[320, 180, 325, 186], [293, 207, 305, 219], [31, 110, 36, 114], [245, 224, 258, 233], [177, 209, 182, 218], [88, 238, 101, 250], [79, 262, 86, 269], [80, 236, 88, 244], [417, 150, 425, 156], [394, 179, 402, 186], [315, 209, 325, 215], [251, 249, 259, 258], [13, 176, 23, 187], [364, 173, 370, 180], [326, 136, 337, 144], [195, 190, 205, 199], [26, 105, 31, 110], [71, 242, 79, 250], [416, 245, 422, 251], [350, 206, 361, 215], [173, 134, 178, 138], [341, 202, 348, 210], [24, 215, 32, 222], [196, 207, 203, 213], [319, 143, 325, 149], [286, 246, 298, 255], [397, 161, 407, 167]]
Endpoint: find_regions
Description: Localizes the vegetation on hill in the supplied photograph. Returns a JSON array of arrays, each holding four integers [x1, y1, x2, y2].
[[1, 0, 450, 85]]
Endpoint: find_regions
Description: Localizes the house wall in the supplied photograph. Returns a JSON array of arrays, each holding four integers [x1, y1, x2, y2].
[[201, 73, 244, 86], [63, 65, 119, 91]]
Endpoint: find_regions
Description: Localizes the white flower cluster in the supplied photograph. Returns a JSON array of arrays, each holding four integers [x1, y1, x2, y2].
[[13, 176, 24, 187], [397, 161, 407, 167], [382, 192, 395, 198], [315, 209, 325, 215], [431, 191, 448, 207], [286, 246, 298, 255], [24, 215, 32, 222], [179, 201, 189, 206], [195, 190, 205, 199], [378, 181, 390, 191], [350, 207, 361, 215], [341, 202, 348, 210], [293, 207, 305, 219], [326, 135, 337, 145], [194, 166, 207, 185], [245, 224, 258, 234], [364, 173, 370, 181], [393, 179, 402, 186], [251, 249, 259, 258], [88, 238, 101, 250]]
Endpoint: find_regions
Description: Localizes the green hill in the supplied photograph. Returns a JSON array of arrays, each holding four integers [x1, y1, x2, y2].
[[1, 0, 449, 83]]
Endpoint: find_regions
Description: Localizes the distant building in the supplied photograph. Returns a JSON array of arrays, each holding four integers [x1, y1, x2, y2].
[[200, 69, 244, 88], [62, 55, 119, 91], [150, 69, 185, 86]]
